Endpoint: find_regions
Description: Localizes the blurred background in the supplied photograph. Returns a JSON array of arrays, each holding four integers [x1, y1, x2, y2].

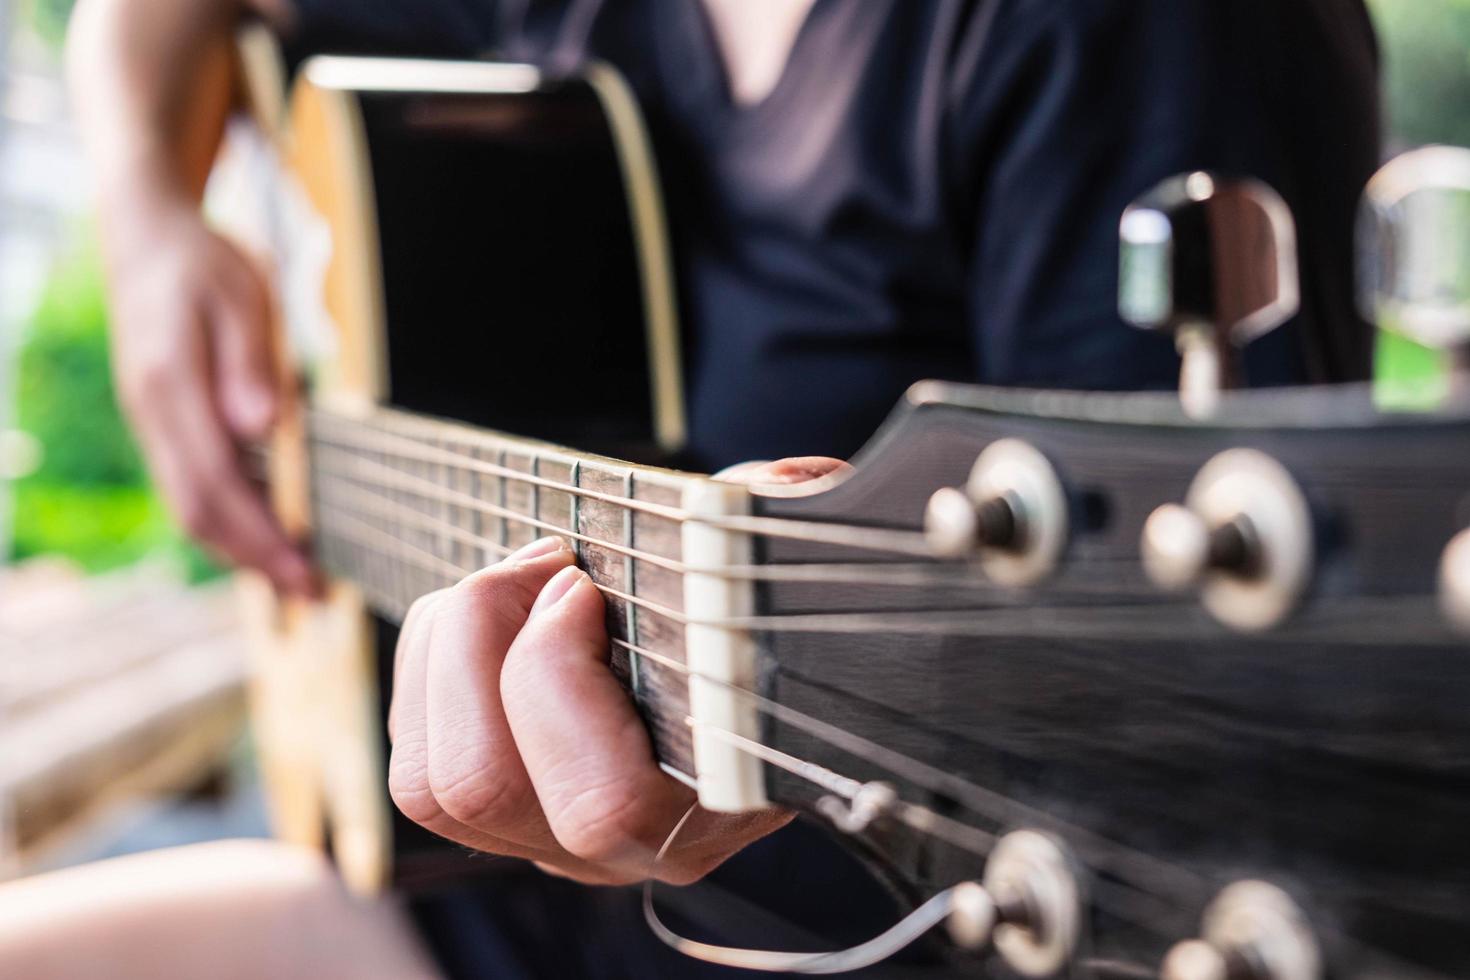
[[0, 0, 1467, 879]]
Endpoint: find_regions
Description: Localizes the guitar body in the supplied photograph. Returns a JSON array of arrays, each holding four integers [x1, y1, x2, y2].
[[223, 38, 685, 893]]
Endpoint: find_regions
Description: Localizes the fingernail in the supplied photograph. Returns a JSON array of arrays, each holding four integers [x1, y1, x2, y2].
[[531, 565, 584, 616], [509, 536, 570, 562], [229, 386, 274, 435], [278, 552, 321, 597]]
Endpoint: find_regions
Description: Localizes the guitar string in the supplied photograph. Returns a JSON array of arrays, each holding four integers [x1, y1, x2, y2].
[[310, 464, 1448, 644], [311, 505, 1212, 930], [267, 437, 1434, 963], [312, 503, 1211, 925], [306, 410, 944, 557], [310, 462, 1179, 626], [311, 511, 1436, 968], [256, 408, 1153, 589], [612, 638, 1207, 912], [262, 414, 1458, 641], [307, 443, 1157, 596], [681, 720, 1194, 942]]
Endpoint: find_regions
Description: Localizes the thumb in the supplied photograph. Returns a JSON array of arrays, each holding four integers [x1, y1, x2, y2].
[[716, 456, 852, 488], [209, 244, 278, 440]]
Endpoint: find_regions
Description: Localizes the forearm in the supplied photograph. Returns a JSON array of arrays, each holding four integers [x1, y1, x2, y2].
[[67, 0, 287, 211]]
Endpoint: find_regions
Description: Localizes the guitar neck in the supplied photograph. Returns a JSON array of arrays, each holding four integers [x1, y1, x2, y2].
[[303, 404, 702, 783]]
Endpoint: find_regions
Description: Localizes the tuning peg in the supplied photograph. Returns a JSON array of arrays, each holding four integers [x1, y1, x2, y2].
[[1120, 172, 1300, 417], [923, 439, 1067, 586], [1141, 504, 1258, 593], [1439, 528, 1470, 633], [1359, 146, 1470, 383], [1140, 449, 1312, 632], [952, 830, 1083, 979], [1160, 881, 1319, 980], [924, 487, 1019, 558], [811, 783, 1083, 978]]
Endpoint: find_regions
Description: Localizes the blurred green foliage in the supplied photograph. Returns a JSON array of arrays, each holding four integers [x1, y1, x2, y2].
[[23, 0, 77, 48], [1366, 0, 1470, 402], [16, 250, 144, 488], [9, 245, 215, 578], [4, 0, 1467, 577], [1369, 0, 1470, 149]]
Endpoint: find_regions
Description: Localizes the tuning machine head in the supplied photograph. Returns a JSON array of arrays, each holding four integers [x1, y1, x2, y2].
[[1141, 449, 1313, 632], [924, 439, 1067, 586], [943, 830, 1084, 978], [1439, 527, 1470, 633], [1161, 881, 1319, 980], [1359, 146, 1470, 365], [1120, 173, 1300, 416]]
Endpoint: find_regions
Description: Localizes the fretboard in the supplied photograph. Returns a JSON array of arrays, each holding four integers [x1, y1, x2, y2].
[[305, 405, 700, 783]]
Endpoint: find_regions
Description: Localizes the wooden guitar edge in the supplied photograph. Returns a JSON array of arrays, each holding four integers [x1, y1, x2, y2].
[[228, 31, 393, 896]]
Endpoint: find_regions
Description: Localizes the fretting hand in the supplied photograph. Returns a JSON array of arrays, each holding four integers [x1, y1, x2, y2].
[[387, 458, 848, 883]]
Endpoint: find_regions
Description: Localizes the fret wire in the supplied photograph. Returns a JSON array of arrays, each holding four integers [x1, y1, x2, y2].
[[569, 461, 582, 565], [319, 518, 464, 620], [365, 430, 389, 608], [318, 504, 465, 582], [310, 503, 1227, 906], [311, 408, 938, 557], [303, 444, 1265, 918], [359, 435, 378, 604], [310, 429, 929, 558], [323, 467, 1334, 636], [320, 474, 512, 558], [450, 435, 468, 573], [306, 508, 1204, 919], [530, 454, 541, 547], [322, 485, 1442, 643], [436, 432, 452, 586], [472, 442, 491, 569], [411, 430, 430, 600], [497, 448, 509, 550], [315, 475, 688, 625], [311, 411, 688, 522], [312, 446, 686, 575], [312, 457, 1147, 595], [623, 470, 642, 702], [388, 426, 410, 611], [358, 431, 376, 602]]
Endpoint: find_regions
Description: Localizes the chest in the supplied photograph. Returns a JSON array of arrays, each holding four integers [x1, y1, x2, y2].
[[697, 0, 818, 106]]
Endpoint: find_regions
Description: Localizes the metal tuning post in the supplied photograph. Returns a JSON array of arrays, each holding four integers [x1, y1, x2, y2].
[[1140, 449, 1312, 632], [1438, 528, 1470, 634], [1120, 172, 1300, 418], [1358, 148, 1470, 631], [1359, 145, 1470, 390], [645, 817, 1083, 977], [923, 439, 1068, 586], [977, 830, 1084, 978], [1160, 881, 1320, 980]]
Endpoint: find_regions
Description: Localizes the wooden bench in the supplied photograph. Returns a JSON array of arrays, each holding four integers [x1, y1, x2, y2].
[[0, 560, 248, 875]]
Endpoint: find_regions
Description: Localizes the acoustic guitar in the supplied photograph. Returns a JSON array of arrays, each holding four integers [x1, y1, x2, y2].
[[219, 33, 1470, 980]]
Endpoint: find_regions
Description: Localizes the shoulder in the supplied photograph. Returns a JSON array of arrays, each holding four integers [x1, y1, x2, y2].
[[981, 0, 1375, 40], [953, 0, 1376, 80], [946, 0, 1378, 136]]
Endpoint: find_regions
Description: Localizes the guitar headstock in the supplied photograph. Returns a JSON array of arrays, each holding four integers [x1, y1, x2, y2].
[[732, 382, 1470, 978], [667, 156, 1470, 978]]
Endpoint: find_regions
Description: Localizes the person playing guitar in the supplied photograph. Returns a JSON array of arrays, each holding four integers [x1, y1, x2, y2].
[[4, 0, 1378, 976]]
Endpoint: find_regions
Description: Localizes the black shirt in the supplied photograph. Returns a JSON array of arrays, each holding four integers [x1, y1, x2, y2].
[[288, 0, 1379, 470], [279, 2, 1380, 977]]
